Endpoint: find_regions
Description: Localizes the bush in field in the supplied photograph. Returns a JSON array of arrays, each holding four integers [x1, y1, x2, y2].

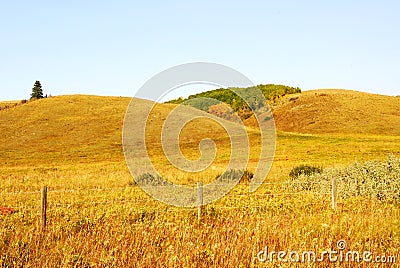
[[290, 154, 400, 203], [289, 164, 322, 179], [130, 173, 172, 186], [216, 169, 254, 184]]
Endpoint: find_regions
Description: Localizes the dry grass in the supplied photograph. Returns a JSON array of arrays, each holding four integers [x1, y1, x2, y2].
[[1, 93, 400, 267], [0, 100, 20, 111], [272, 89, 400, 135]]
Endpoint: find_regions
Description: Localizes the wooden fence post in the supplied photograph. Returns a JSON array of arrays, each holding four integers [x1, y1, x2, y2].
[[331, 177, 337, 210], [197, 182, 203, 221], [41, 186, 48, 232]]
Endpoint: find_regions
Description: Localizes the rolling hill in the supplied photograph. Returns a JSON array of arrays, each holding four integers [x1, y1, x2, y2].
[[0, 95, 254, 167], [0, 95, 131, 165], [1, 89, 399, 168], [272, 89, 400, 135]]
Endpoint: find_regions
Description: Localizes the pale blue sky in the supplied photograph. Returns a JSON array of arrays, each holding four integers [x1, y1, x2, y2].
[[1, 1, 399, 101]]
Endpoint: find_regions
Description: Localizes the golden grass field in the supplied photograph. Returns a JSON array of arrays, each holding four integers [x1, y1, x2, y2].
[[0, 90, 399, 267]]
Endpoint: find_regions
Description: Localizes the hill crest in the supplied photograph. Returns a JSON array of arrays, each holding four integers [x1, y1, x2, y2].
[[272, 89, 400, 135], [1, 90, 399, 166]]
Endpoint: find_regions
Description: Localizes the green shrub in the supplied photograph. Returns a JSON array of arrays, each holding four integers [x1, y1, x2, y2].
[[216, 169, 254, 184], [131, 173, 172, 186], [289, 154, 400, 203], [289, 164, 322, 179]]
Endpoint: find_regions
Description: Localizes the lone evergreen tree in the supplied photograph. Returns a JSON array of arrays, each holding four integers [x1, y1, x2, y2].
[[30, 80, 44, 99]]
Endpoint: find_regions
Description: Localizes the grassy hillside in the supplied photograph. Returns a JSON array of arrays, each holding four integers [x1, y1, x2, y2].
[[0, 100, 20, 111], [1, 91, 399, 175], [272, 89, 400, 135], [0, 95, 130, 166], [1, 92, 400, 267]]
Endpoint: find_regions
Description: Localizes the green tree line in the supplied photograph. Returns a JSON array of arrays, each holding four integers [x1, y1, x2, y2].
[[166, 84, 301, 119]]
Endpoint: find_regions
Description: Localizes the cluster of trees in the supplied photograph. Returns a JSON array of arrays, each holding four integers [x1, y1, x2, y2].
[[167, 84, 301, 120]]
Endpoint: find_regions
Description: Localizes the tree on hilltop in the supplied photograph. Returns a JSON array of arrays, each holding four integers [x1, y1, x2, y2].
[[30, 80, 44, 99]]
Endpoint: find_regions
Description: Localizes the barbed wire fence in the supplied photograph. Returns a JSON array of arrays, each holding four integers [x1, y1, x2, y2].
[[0, 179, 338, 228]]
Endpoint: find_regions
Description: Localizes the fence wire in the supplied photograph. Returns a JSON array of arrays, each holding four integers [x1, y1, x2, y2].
[[1, 183, 332, 213]]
